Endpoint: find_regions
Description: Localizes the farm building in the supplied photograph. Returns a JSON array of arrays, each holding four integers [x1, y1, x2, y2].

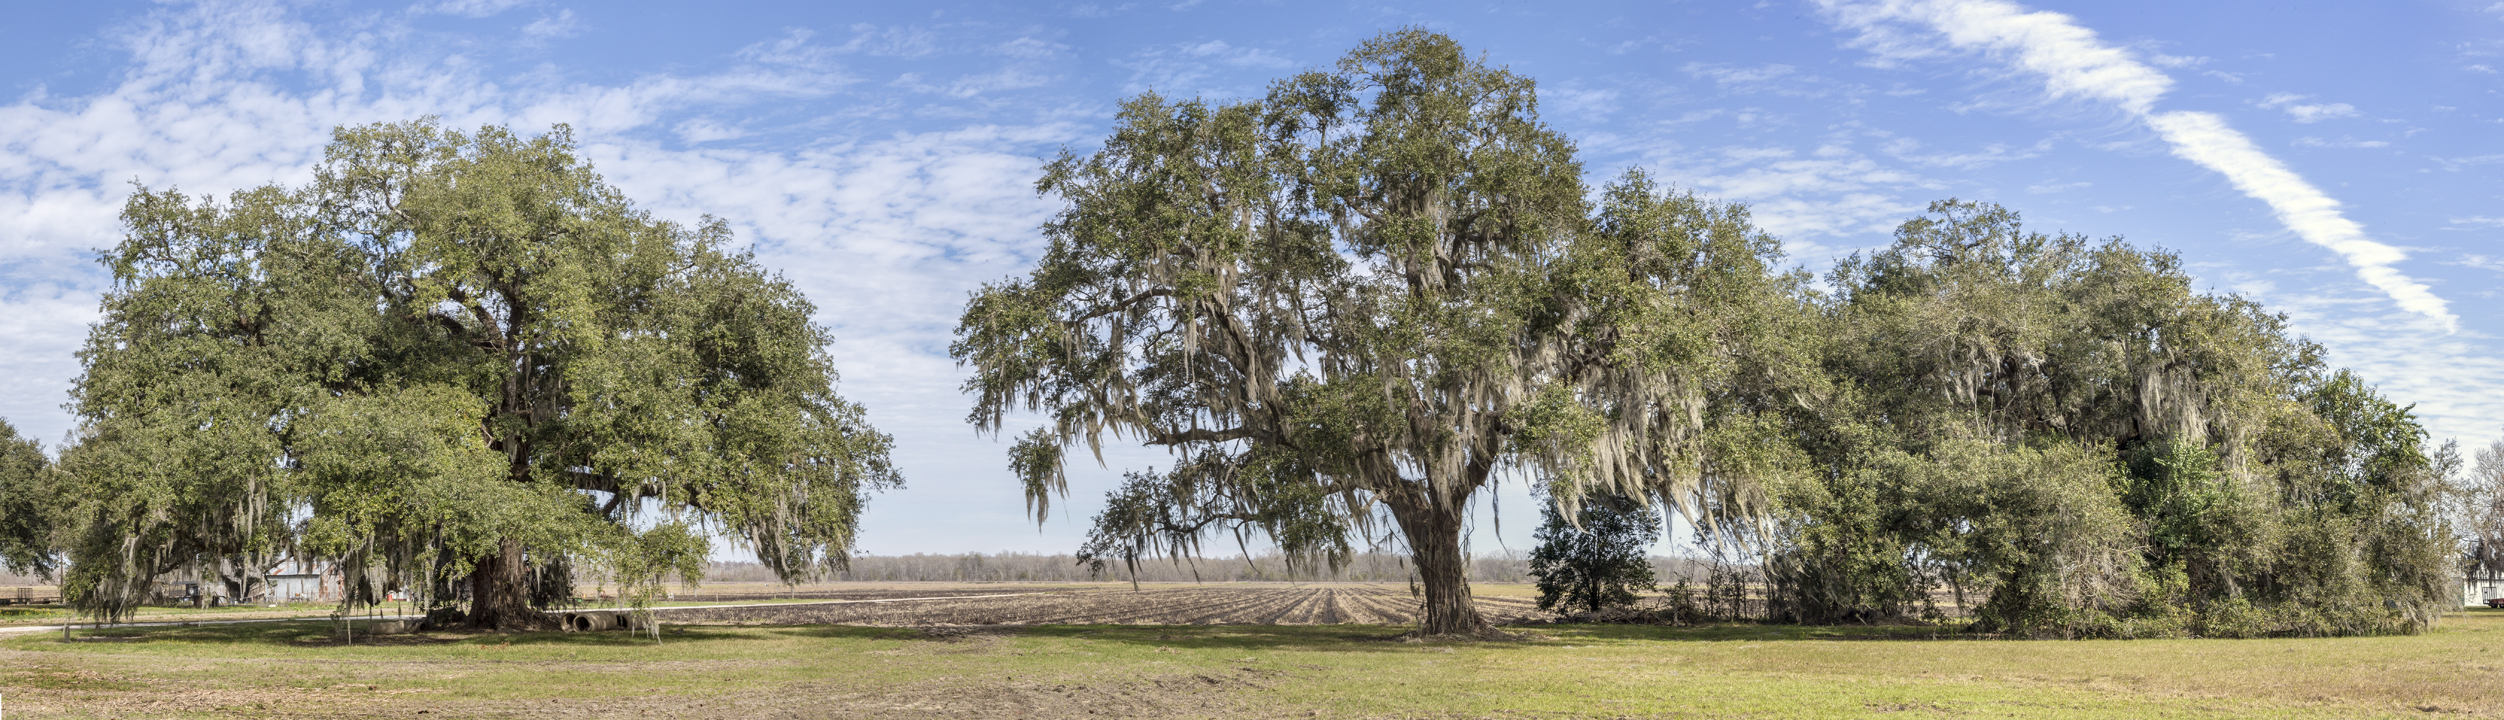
[[265, 559, 345, 603], [2467, 540, 2504, 608]]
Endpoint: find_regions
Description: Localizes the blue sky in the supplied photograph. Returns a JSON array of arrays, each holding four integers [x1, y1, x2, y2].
[[2, 0, 2498, 559]]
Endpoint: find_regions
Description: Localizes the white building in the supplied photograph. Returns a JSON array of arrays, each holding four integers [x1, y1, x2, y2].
[[264, 559, 342, 603]]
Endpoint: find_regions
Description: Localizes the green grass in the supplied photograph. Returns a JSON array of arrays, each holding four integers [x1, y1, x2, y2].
[[4, 610, 2500, 718]]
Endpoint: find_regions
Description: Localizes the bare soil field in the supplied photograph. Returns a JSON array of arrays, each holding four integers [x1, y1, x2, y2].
[[656, 584, 1554, 626]]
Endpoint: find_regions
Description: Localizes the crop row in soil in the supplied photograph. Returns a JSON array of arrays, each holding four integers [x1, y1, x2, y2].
[[657, 586, 1553, 626]]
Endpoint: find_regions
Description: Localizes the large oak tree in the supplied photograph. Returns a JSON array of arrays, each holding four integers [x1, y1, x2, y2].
[[954, 30, 1796, 636], [63, 121, 897, 628]]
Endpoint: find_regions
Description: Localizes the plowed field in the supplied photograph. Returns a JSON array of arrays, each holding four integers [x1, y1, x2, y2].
[[657, 585, 1552, 626]]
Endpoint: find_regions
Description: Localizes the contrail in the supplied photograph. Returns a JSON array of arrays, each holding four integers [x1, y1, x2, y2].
[[1818, 0, 2458, 333]]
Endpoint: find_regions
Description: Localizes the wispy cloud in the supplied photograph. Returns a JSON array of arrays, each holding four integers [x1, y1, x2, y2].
[[2146, 52, 2206, 68], [739, 28, 842, 69], [417, 0, 532, 18], [1816, 0, 2459, 333], [1118, 40, 1292, 97], [520, 9, 579, 40], [1622, 138, 1934, 248], [2260, 93, 2360, 123], [2294, 137, 2389, 149], [1682, 62, 1861, 99], [1879, 136, 2051, 169], [834, 23, 941, 58], [2436, 154, 2504, 171]]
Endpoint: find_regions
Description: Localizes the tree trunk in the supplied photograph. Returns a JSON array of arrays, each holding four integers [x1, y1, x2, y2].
[[466, 537, 542, 631], [1389, 496, 1491, 637]]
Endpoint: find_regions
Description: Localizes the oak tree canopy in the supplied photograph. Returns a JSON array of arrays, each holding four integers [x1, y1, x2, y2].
[[57, 121, 897, 627], [954, 29, 1795, 636]]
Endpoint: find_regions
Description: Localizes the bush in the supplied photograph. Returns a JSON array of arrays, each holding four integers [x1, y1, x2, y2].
[[1529, 493, 1661, 614]]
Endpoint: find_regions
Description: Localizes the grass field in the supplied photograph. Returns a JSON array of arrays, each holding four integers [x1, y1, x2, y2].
[[2, 596, 2498, 718]]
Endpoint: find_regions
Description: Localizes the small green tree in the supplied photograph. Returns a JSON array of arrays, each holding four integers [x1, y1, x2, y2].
[[1528, 493, 1660, 614], [0, 419, 70, 579]]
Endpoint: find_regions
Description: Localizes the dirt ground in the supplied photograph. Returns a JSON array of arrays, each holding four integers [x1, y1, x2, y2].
[[655, 584, 1554, 626]]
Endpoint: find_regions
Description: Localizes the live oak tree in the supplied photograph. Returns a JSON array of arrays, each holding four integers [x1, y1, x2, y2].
[[63, 121, 897, 628], [1759, 200, 2457, 636], [954, 30, 1796, 636]]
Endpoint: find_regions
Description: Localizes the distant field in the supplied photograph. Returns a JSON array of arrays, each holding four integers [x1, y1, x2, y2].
[[658, 584, 1551, 626], [2, 587, 2498, 718]]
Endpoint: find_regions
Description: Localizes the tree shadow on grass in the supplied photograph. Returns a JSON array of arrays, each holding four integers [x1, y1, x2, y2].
[[765, 621, 1959, 653], [14, 618, 857, 650], [1011, 621, 1976, 650], [14, 616, 1969, 655]]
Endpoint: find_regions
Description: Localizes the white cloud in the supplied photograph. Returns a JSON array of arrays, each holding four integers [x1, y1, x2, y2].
[[2258, 289, 2504, 445], [673, 118, 746, 143], [417, 0, 531, 18], [2026, 180, 2089, 193], [1879, 136, 2051, 169], [2260, 93, 2360, 123], [1816, 0, 2459, 333], [834, 23, 940, 58], [1626, 139, 1932, 244], [993, 37, 1069, 60], [2145, 111, 2452, 331], [520, 9, 579, 40], [1547, 87, 1620, 119], [1682, 62, 1858, 98], [2437, 153, 2504, 171], [1118, 40, 1293, 97], [1179, 40, 1290, 68], [894, 67, 1058, 99], [2147, 52, 2207, 68], [1685, 62, 1796, 85], [0, 0, 1086, 533], [1823, 0, 2174, 113], [739, 28, 841, 69], [2293, 137, 2389, 149], [2451, 216, 2504, 228]]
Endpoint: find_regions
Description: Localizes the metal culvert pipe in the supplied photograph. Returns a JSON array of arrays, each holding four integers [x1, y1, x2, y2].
[[560, 611, 616, 632]]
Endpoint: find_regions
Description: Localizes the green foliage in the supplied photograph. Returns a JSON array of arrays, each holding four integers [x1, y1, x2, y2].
[[1755, 199, 2455, 637], [59, 120, 896, 626], [1528, 494, 1660, 614], [955, 29, 1796, 635], [0, 419, 71, 578]]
